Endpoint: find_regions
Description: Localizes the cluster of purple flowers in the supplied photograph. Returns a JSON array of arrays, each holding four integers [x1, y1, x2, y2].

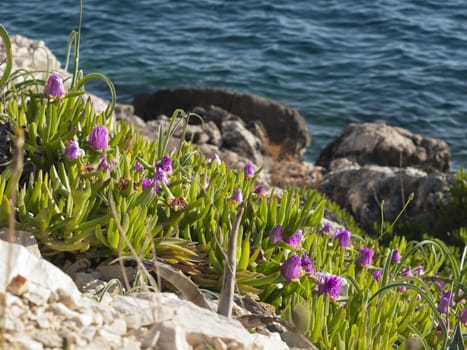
[[437, 290, 467, 327], [229, 160, 262, 204], [268, 225, 315, 281], [317, 273, 347, 300], [280, 253, 315, 281], [321, 224, 352, 250], [268, 225, 302, 248], [66, 125, 117, 172], [65, 125, 111, 169], [139, 155, 173, 194]]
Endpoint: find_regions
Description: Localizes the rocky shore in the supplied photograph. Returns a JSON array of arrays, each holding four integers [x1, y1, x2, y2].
[[0, 34, 462, 349]]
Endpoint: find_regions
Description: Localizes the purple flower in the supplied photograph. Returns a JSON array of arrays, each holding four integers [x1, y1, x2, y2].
[[210, 153, 221, 165], [438, 296, 451, 314], [142, 178, 154, 191], [398, 267, 413, 293], [45, 74, 66, 99], [64, 140, 84, 160], [373, 270, 382, 281], [88, 126, 109, 151], [318, 273, 344, 300], [322, 223, 333, 235], [244, 162, 255, 178], [356, 247, 374, 267], [134, 161, 143, 171], [269, 225, 284, 244], [334, 229, 351, 249], [391, 249, 401, 263], [401, 266, 413, 277], [152, 184, 161, 194], [98, 155, 114, 172], [156, 156, 172, 174], [230, 188, 243, 203], [284, 230, 302, 248], [281, 255, 302, 281], [413, 265, 424, 277], [253, 185, 265, 196], [301, 254, 314, 275], [153, 168, 169, 185], [460, 309, 467, 324]]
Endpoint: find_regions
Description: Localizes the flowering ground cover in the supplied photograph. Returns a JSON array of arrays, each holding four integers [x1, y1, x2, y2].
[[0, 13, 466, 349]]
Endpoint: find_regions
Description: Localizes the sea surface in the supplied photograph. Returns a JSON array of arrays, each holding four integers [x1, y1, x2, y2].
[[2, 0, 466, 169]]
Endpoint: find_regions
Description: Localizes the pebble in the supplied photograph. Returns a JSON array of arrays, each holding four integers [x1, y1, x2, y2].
[[33, 331, 63, 348], [47, 302, 78, 319], [5, 333, 44, 350], [23, 285, 50, 306]]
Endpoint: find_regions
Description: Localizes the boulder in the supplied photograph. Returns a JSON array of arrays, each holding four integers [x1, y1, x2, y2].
[[317, 165, 453, 234], [222, 119, 263, 164], [316, 123, 450, 172], [133, 87, 311, 159]]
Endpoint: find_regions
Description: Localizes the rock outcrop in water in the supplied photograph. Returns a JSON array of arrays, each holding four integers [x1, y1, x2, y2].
[[316, 122, 451, 172], [316, 123, 454, 234], [133, 87, 311, 159]]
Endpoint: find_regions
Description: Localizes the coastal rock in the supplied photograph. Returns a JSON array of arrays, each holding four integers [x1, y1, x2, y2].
[[133, 87, 311, 159], [317, 164, 453, 233], [316, 123, 451, 172], [0, 239, 296, 350], [0, 35, 61, 80], [222, 119, 263, 164], [0, 240, 81, 301]]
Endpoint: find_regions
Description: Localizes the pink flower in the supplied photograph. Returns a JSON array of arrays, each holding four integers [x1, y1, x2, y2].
[[438, 291, 454, 314], [88, 126, 109, 151], [284, 230, 302, 248], [301, 254, 315, 275], [142, 178, 154, 191], [45, 74, 66, 99], [269, 225, 284, 244], [281, 255, 302, 281], [244, 162, 255, 178], [356, 247, 374, 267], [253, 185, 265, 196], [322, 223, 333, 235], [210, 153, 221, 165], [460, 309, 467, 324], [391, 249, 401, 263], [230, 188, 243, 203], [156, 156, 172, 174], [373, 270, 382, 281], [318, 273, 344, 300], [134, 161, 143, 171], [334, 228, 351, 249], [98, 155, 114, 172], [153, 168, 169, 185], [64, 140, 84, 160]]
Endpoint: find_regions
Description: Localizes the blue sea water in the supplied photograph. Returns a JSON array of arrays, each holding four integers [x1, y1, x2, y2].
[[2, 0, 467, 169]]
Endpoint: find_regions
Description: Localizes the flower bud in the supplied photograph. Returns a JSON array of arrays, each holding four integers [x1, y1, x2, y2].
[[88, 126, 109, 151], [45, 74, 66, 99]]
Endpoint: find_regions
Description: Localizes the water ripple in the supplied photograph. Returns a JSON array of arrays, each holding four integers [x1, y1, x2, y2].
[[2, 0, 466, 169]]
